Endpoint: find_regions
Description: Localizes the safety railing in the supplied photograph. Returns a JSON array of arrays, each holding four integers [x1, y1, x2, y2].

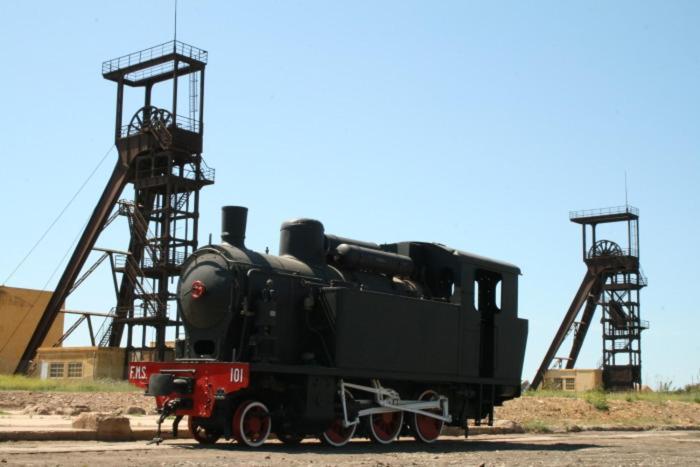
[[570, 205, 639, 220], [614, 341, 630, 350], [173, 114, 200, 133], [587, 247, 639, 259], [102, 40, 208, 75], [113, 252, 186, 270], [638, 268, 648, 287], [182, 164, 215, 183], [120, 114, 201, 138], [125, 60, 192, 84], [141, 252, 187, 269], [607, 272, 648, 287]]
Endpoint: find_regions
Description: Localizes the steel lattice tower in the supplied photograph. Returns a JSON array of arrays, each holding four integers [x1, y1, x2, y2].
[[16, 41, 214, 373], [532, 206, 648, 391], [102, 42, 214, 359]]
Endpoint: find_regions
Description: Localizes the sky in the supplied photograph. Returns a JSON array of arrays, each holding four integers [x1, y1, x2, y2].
[[0, 1, 698, 388]]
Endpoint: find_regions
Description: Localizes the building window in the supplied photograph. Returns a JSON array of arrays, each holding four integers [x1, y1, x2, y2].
[[67, 362, 83, 378], [551, 378, 563, 390], [565, 378, 576, 391], [48, 362, 64, 378]]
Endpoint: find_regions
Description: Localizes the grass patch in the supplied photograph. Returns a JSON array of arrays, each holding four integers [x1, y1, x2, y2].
[[607, 391, 700, 403], [0, 375, 136, 392], [527, 388, 700, 404], [522, 389, 577, 399], [522, 419, 553, 433], [584, 391, 609, 411]]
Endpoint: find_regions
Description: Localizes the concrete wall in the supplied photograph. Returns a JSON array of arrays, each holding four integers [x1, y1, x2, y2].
[[543, 368, 603, 392], [0, 286, 64, 374], [129, 348, 175, 362], [95, 348, 127, 379], [35, 347, 125, 380]]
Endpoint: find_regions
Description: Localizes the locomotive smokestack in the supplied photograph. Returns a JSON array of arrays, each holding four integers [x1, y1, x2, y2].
[[221, 206, 248, 248]]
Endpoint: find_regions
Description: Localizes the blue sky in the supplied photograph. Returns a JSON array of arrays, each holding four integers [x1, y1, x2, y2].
[[0, 1, 698, 387]]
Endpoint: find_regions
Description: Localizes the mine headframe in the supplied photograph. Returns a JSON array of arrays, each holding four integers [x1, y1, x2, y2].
[[16, 41, 214, 374], [531, 205, 648, 391]]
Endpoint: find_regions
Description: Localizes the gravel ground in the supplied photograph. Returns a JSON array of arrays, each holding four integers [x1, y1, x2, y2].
[[0, 431, 699, 466]]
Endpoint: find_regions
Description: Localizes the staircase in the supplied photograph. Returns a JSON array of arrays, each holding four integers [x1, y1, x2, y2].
[[118, 200, 159, 265], [114, 254, 163, 317]]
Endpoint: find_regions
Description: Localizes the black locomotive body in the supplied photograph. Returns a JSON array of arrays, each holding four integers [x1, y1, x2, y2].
[[132, 206, 527, 447]]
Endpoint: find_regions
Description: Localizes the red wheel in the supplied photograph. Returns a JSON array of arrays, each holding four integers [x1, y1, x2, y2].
[[188, 416, 221, 444], [232, 400, 272, 447], [367, 410, 404, 444], [412, 390, 444, 443], [320, 388, 357, 447], [321, 416, 357, 447]]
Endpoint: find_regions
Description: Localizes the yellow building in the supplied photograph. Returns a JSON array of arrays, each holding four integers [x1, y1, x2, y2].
[[34, 344, 175, 380], [34, 346, 125, 379], [0, 286, 64, 374], [543, 368, 603, 392]]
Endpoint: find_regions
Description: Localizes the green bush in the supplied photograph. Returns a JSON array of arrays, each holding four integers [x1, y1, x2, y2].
[[585, 391, 609, 411]]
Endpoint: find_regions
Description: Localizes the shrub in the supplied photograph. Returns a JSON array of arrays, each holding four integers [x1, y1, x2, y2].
[[585, 391, 609, 411]]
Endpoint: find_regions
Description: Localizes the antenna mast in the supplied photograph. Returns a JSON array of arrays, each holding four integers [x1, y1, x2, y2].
[[174, 0, 178, 42]]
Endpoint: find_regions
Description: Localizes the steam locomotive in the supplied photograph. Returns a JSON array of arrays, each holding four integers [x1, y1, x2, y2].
[[128, 206, 528, 447]]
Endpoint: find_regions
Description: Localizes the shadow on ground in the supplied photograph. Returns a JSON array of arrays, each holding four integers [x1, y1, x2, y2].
[[174, 438, 600, 455]]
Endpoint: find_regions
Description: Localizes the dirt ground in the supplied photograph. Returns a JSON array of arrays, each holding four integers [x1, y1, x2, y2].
[[496, 396, 700, 430], [1, 431, 699, 466], [0, 391, 153, 415], [3, 391, 700, 431]]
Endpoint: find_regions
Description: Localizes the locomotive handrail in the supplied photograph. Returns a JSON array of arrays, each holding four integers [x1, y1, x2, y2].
[[155, 368, 197, 373], [192, 247, 330, 285]]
